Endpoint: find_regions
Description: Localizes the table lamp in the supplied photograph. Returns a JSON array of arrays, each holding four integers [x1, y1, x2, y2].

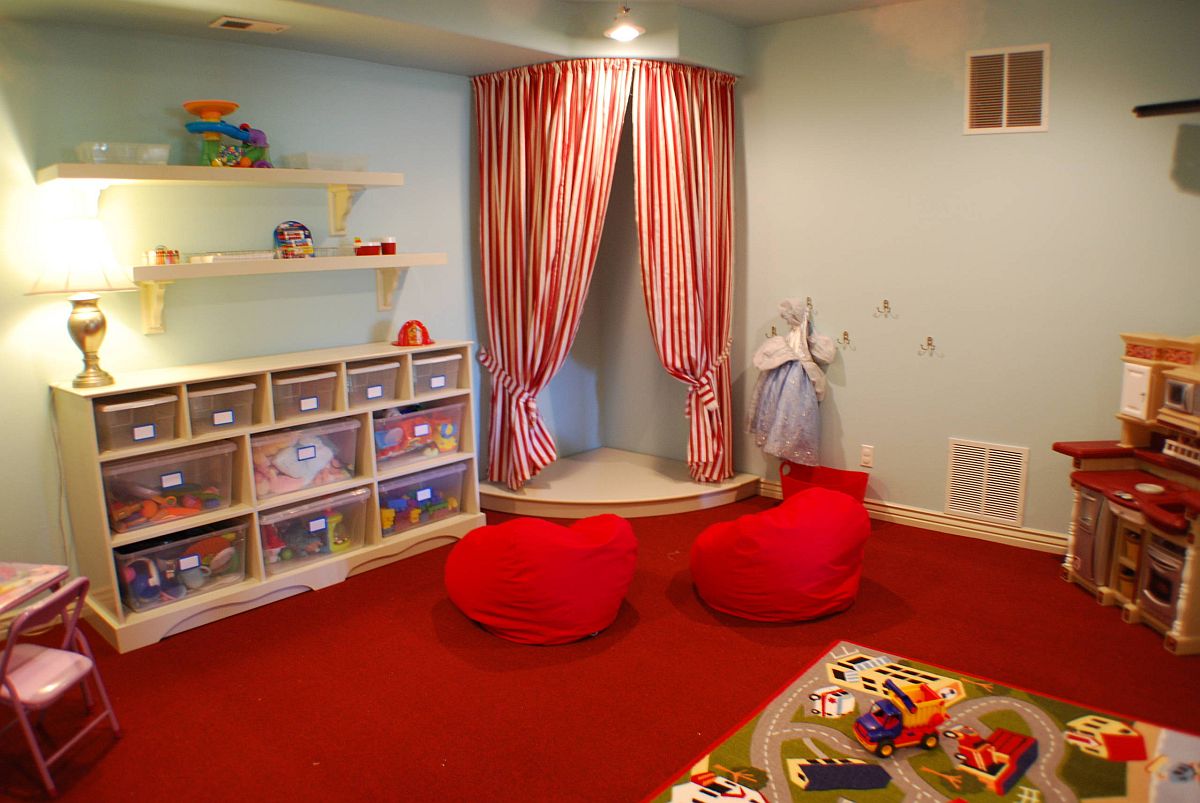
[[28, 217, 134, 388]]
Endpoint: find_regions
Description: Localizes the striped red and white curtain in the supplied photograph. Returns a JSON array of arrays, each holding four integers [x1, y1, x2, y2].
[[631, 61, 737, 483], [473, 59, 634, 490]]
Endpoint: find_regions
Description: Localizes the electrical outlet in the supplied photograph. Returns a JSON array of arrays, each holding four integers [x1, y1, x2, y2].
[[859, 444, 875, 468]]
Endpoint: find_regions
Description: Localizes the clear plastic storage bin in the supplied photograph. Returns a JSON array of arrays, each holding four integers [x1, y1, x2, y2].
[[94, 393, 178, 451], [372, 402, 464, 469], [258, 487, 369, 574], [272, 369, 337, 421], [188, 381, 256, 436], [114, 520, 247, 612], [102, 442, 236, 533], [378, 463, 467, 537], [251, 418, 360, 500], [346, 361, 399, 407], [412, 354, 462, 395]]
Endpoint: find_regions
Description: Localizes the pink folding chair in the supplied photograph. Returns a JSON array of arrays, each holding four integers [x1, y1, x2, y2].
[[0, 576, 120, 796]]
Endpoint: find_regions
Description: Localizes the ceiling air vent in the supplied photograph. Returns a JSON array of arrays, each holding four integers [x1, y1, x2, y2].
[[209, 16, 289, 34], [965, 44, 1049, 134], [945, 438, 1029, 527]]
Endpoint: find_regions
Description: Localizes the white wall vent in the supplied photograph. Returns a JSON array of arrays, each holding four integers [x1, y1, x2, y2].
[[965, 44, 1049, 134], [945, 438, 1029, 527], [209, 16, 290, 34]]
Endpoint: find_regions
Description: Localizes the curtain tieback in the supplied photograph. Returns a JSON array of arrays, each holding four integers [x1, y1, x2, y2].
[[685, 339, 733, 415], [479, 349, 538, 413]]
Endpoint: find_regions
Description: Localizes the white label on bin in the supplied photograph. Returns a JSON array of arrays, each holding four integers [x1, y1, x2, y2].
[[161, 471, 183, 489], [297, 445, 317, 462], [178, 554, 200, 571], [431, 375, 447, 389], [413, 423, 431, 437], [366, 384, 383, 399], [308, 516, 327, 533], [132, 423, 157, 441], [416, 487, 432, 502], [212, 409, 234, 427], [300, 395, 319, 411]]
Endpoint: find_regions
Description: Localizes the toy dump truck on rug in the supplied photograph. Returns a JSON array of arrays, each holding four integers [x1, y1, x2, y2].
[[853, 679, 950, 757]]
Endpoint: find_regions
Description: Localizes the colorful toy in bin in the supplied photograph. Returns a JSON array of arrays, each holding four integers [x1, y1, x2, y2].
[[274, 221, 314, 259], [107, 483, 224, 532], [122, 558, 187, 606], [373, 407, 459, 462], [261, 509, 346, 564], [393, 320, 433, 346], [182, 99, 273, 168], [380, 486, 459, 533]]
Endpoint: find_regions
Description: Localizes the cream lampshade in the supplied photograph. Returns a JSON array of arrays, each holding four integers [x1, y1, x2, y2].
[[28, 216, 135, 388]]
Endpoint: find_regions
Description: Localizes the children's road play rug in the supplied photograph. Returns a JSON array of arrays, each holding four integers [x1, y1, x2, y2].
[[645, 641, 1200, 803]]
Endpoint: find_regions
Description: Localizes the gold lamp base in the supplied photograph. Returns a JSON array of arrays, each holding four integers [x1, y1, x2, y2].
[[68, 293, 114, 388]]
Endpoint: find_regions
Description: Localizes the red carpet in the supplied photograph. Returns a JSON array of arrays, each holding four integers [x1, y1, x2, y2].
[[2, 496, 1197, 801]]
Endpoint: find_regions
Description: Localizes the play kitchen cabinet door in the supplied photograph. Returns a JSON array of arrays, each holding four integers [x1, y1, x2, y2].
[[51, 340, 484, 653], [1119, 363, 1152, 420], [1065, 486, 1115, 591]]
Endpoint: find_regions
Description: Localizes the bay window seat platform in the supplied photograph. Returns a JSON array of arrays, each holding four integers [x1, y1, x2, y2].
[[479, 447, 759, 519]]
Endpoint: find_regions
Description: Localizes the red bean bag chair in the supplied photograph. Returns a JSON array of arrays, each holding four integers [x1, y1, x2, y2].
[[690, 487, 870, 622], [444, 514, 637, 645]]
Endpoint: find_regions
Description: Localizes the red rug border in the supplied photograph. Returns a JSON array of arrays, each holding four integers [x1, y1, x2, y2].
[[638, 638, 1200, 802]]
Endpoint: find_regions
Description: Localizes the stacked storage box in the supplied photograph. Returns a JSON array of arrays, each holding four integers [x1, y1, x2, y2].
[[251, 419, 360, 499], [372, 402, 464, 468], [258, 487, 370, 574], [102, 442, 236, 533], [272, 369, 337, 420], [94, 392, 178, 451], [114, 521, 248, 612], [188, 381, 256, 435], [378, 463, 467, 536]]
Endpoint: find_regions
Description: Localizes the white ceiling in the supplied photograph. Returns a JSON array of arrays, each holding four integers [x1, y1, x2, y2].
[[567, 0, 919, 28], [0, 0, 919, 74]]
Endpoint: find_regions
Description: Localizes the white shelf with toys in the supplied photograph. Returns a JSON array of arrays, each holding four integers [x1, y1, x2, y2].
[[36, 163, 446, 333], [52, 339, 484, 653]]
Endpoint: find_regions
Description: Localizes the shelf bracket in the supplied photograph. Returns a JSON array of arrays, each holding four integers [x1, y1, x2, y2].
[[327, 184, 365, 236], [137, 280, 172, 335], [376, 268, 401, 311]]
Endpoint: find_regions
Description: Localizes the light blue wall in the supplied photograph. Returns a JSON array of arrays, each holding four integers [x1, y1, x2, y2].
[[0, 22, 475, 564], [4, 0, 1198, 567], [540, 117, 690, 460], [549, 0, 1198, 535], [738, 0, 1200, 531]]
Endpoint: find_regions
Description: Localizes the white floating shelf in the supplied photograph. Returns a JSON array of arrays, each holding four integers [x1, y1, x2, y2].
[[132, 254, 448, 334], [37, 163, 439, 333], [36, 163, 405, 236], [36, 163, 405, 188]]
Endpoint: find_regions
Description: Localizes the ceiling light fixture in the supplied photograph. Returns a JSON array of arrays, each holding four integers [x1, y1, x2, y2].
[[604, 5, 645, 42]]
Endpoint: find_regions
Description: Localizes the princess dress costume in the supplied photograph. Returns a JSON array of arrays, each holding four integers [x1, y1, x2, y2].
[[747, 298, 836, 465]]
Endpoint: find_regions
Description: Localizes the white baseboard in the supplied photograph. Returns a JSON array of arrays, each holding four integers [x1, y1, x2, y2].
[[758, 479, 1066, 554]]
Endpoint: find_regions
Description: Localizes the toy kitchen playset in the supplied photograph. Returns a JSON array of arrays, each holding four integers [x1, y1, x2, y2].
[[1053, 332, 1200, 655]]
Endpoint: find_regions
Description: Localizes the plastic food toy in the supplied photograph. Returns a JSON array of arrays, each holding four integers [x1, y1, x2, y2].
[[274, 221, 314, 259], [107, 482, 224, 533], [182, 99, 273, 168], [392, 320, 433, 346]]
